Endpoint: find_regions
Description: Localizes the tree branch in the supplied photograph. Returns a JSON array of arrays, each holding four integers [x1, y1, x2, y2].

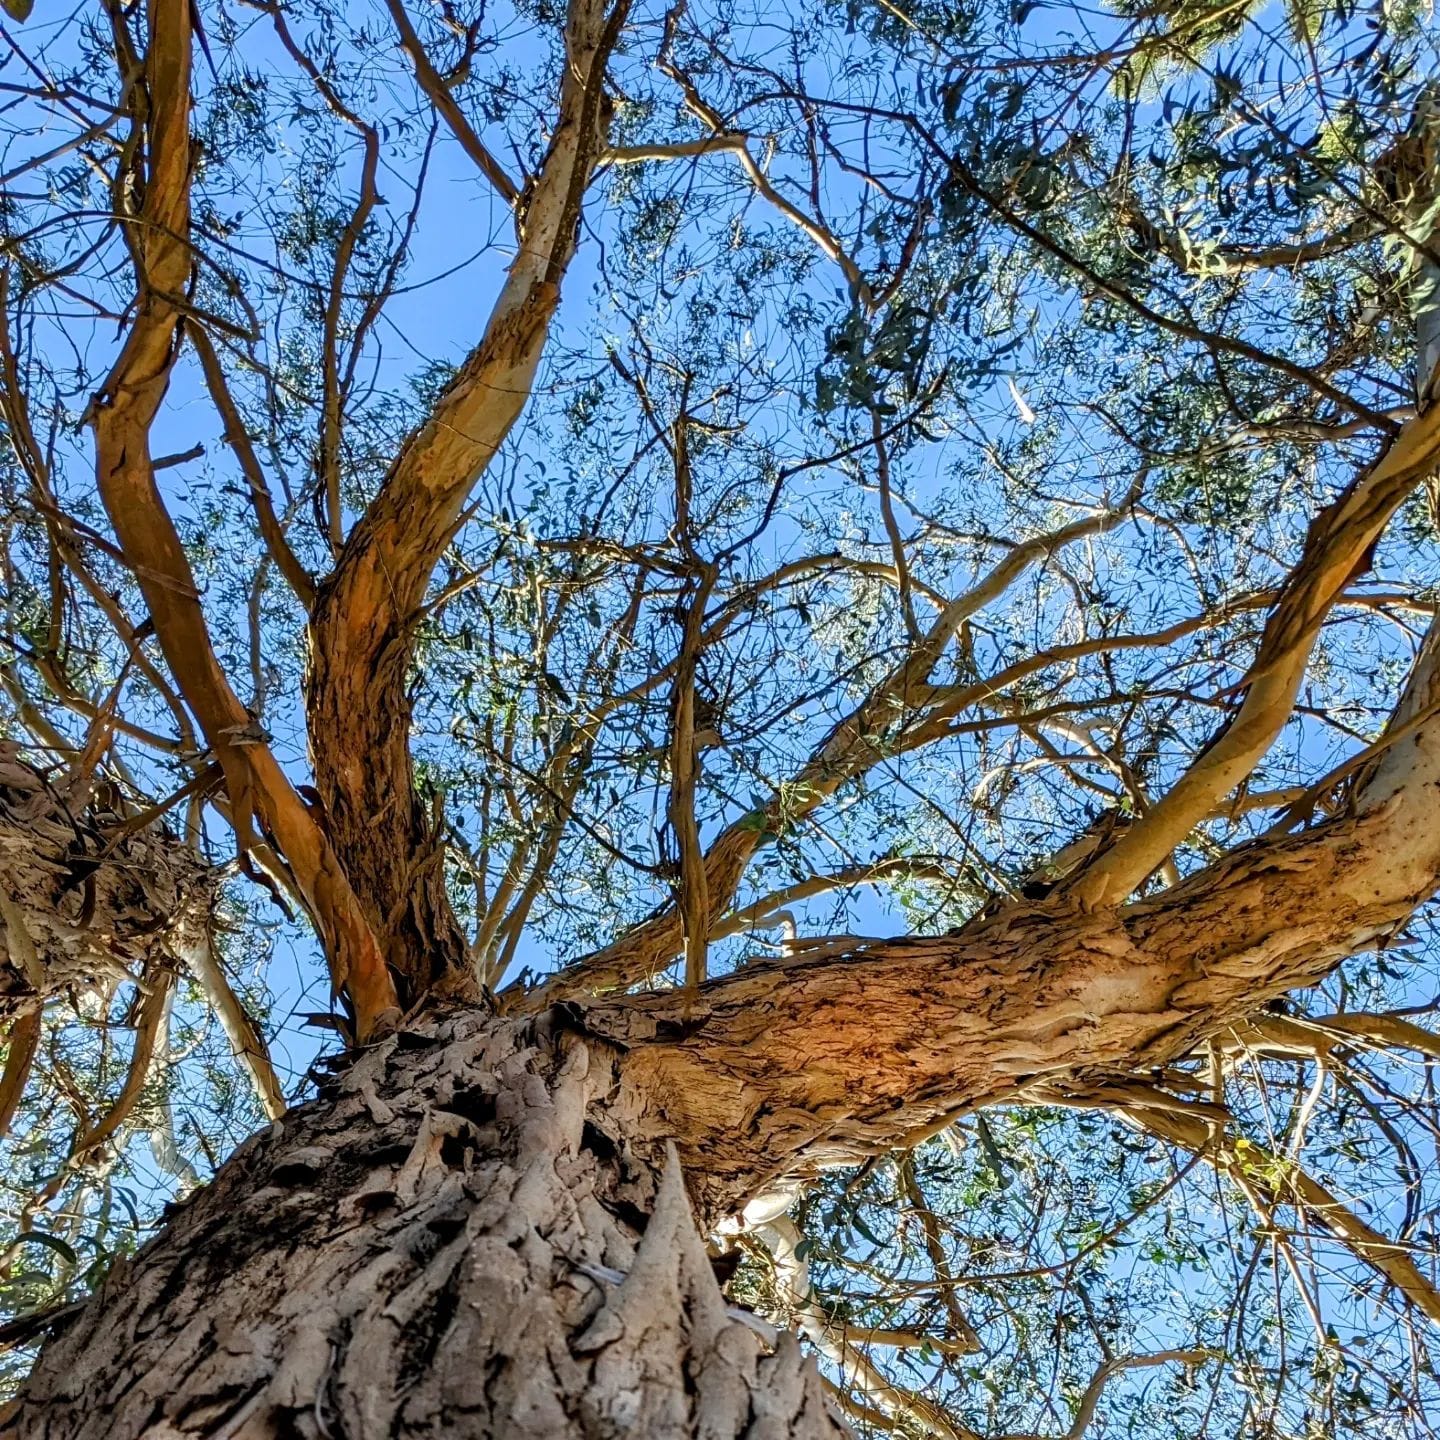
[[87, 0, 398, 1038], [1120, 1103, 1440, 1326], [537, 482, 1145, 1001], [189, 327, 315, 608], [385, 0, 521, 206], [1072, 417, 1440, 907], [307, 0, 626, 991], [579, 632, 1440, 1219]]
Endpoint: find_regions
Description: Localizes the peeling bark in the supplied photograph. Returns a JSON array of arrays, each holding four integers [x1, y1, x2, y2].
[[572, 655, 1440, 1218], [12, 625, 1440, 1434], [6, 1012, 842, 1440], [12, 667, 1440, 1432], [88, 0, 399, 1040], [0, 761, 213, 1021]]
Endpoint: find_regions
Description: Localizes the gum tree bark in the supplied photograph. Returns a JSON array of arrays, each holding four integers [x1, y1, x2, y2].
[[8, 627, 1440, 1437], [8, 1012, 843, 1440], [7, 0, 1440, 1432], [0, 756, 213, 1023], [304, 0, 622, 996]]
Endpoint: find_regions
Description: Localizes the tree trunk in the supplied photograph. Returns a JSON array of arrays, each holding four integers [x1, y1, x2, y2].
[[5, 1010, 843, 1440], [9, 627, 1439, 1435]]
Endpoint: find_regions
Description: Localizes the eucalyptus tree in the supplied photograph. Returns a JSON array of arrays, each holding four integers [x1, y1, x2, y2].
[[0, 0, 1439, 1435]]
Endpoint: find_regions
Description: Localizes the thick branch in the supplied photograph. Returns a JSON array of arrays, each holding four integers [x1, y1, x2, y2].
[[87, 2, 397, 1038], [307, 0, 623, 992], [582, 636, 1440, 1220]]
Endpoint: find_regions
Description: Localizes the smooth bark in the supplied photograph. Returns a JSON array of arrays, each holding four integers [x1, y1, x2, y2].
[[306, 0, 622, 994]]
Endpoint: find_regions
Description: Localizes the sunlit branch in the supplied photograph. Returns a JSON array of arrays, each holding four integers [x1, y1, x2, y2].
[[175, 933, 286, 1121], [1119, 1103, 1440, 1326], [1000, 1350, 1214, 1440], [1072, 428, 1440, 908], [189, 328, 315, 608], [85, 0, 399, 1038], [652, 1, 873, 308], [709, 858, 976, 941], [758, 1216, 980, 1440]]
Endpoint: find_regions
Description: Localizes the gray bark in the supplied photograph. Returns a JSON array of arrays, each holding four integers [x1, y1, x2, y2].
[[0, 754, 213, 1020], [6, 1010, 842, 1440]]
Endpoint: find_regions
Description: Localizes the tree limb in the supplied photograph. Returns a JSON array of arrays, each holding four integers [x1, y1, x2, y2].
[[1071, 416, 1440, 907], [87, 0, 398, 1039], [307, 0, 626, 991]]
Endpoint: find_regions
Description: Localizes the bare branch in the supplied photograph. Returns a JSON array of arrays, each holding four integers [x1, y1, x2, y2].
[[1073, 415, 1440, 907], [174, 932, 286, 1121], [1000, 1350, 1213, 1440], [1122, 1103, 1440, 1326], [385, 0, 521, 206], [189, 327, 315, 608]]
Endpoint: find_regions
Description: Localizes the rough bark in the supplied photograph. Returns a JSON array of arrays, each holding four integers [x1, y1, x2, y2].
[[575, 778, 1440, 1219], [567, 621, 1440, 1218], [11, 631, 1440, 1433], [0, 757, 213, 1021], [6, 1011, 842, 1440], [305, 0, 622, 994], [11, 608, 1440, 1437]]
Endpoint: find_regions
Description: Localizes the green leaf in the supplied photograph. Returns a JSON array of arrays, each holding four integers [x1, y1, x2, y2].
[[11, 1231, 77, 1265], [1, 0, 33, 19]]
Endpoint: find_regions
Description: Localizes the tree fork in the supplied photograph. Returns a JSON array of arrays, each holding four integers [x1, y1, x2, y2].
[[305, 0, 625, 998], [10, 644, 1440, 1433]]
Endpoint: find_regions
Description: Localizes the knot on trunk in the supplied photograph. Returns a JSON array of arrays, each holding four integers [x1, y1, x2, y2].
[[0, 758, 215, 1018]]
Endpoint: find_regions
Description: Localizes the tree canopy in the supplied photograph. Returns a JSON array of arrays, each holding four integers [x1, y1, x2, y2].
[[2, 0, 1440, 1435]]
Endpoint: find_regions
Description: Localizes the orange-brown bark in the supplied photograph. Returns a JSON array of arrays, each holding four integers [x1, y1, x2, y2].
[[89, 0, 398, 1037], [306, 0, 624, 996], [583, 631, 1440, 1215], [13, 720, 1440, 1437]]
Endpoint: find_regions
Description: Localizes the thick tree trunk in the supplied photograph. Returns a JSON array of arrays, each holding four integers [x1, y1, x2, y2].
[[9, 633, 1439, 1435], [5, 1010, 842, 1440]]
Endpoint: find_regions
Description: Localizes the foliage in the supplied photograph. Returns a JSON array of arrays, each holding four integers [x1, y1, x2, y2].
[[0, 0, 1438, 1434]]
